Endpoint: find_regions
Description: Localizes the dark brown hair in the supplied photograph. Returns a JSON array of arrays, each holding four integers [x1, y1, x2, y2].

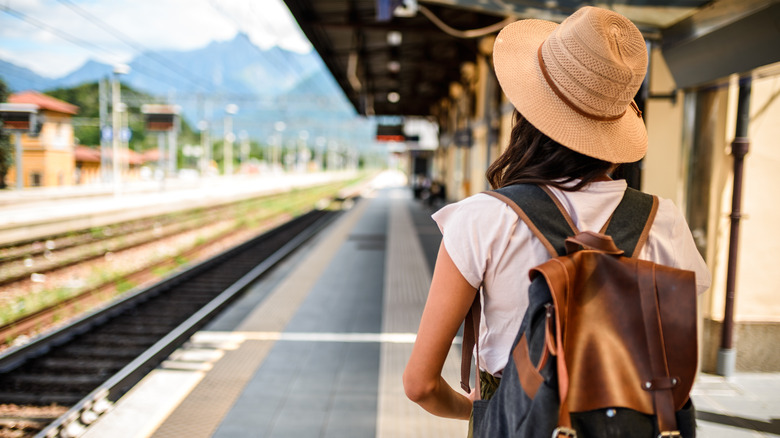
[[486, 111, 614, 191]]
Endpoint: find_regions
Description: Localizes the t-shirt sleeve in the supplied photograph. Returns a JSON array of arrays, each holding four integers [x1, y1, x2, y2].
[[648, 198, 712, 295], [431, 194, 518, 289]]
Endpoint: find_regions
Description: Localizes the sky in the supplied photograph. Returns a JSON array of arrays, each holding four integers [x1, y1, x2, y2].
[[0, 0, 312, 78]]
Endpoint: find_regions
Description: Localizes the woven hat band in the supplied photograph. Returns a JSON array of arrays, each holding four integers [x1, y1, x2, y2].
[[537, 45, 627, 122]]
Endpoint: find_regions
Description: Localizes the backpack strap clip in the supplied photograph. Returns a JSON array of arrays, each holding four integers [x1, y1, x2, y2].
[[552, 426, 577, 438], [658, 432, 682, 438], [564, 231, 623, 255]]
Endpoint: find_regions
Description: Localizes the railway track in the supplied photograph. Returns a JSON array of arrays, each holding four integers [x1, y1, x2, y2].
[[0, 207, 340, 438], [0, 181, 362, 347], [0, 183, 348, 286]]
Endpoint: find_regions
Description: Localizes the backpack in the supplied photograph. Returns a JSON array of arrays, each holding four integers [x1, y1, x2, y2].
[[461, 184, 698, 438]]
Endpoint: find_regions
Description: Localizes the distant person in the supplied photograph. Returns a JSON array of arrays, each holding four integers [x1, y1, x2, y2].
[[402, 5, 710, 433], [426, 180, 446, 209]]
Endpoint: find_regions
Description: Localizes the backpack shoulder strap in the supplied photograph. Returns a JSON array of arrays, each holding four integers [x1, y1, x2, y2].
[[486, 184, 659, 257], [486, 184, 577, 257], [602, 187, 659, 257]]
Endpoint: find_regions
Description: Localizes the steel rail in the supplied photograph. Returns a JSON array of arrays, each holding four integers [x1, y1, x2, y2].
[[0, 208, 339, 438]]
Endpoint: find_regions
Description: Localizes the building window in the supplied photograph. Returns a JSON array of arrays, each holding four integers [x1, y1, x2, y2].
[[53, 122, 68, 149], [30, 172, 42, 187]]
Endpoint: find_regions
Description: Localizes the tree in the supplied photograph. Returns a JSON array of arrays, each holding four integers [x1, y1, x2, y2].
[[0, 78, 11, 189]]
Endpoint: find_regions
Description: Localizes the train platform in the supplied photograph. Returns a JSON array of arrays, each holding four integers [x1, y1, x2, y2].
[[0, 171, 360, 246], [64, 171, 777, 438]]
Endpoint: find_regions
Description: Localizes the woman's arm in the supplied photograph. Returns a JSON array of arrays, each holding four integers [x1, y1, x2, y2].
[[403, 241, 478, 419]]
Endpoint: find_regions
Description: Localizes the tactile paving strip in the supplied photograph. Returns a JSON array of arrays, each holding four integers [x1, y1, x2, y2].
[[149, 339, 273, 438], [149, 199, 371, 437], [376, 189, 467, 437]]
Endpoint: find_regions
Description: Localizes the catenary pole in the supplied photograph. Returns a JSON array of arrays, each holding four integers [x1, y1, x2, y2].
[[111, 65, 129, 195], [14, 132, 22, 189]]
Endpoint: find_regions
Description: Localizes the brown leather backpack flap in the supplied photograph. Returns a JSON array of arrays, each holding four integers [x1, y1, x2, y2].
[[532, 252, 698, 414], [652, 261, 698, 408]]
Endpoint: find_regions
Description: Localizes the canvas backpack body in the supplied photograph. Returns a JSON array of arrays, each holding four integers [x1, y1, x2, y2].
[[463, 184, 699, 438]]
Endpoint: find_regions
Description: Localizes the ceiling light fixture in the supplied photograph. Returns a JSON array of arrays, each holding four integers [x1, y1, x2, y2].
[[387, 60, 401, 73], [387, 30, 403, 46]]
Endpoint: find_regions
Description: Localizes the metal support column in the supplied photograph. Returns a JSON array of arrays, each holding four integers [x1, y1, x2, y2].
[[14, 133, 22, 189], [99, 77, 109, 183], [111, 69, 124, 194], [717, 77, 752, 377]]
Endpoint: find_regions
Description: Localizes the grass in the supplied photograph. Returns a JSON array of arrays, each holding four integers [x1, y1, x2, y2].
[[0, 287, 73, 326], [152, 265, 175, 277], [116, 279, 137, 293]]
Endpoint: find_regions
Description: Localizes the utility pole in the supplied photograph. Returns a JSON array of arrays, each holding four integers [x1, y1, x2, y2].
[[112, 64, 130, 195], [168, 120, 178, 177], [274, 121, 286, 173], [240, 130, 249, 172], [158, 132, 166, 184], [198, 120, 210, 176], [223, 104, 238, 176], [99, 77, 109, 183]]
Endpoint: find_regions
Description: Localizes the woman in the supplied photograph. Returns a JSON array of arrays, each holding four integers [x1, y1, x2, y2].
[[402, 5, 711, 424]]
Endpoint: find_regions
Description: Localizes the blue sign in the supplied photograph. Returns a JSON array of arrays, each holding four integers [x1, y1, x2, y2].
[[101, 127, 132, 142], [121, 127, 132, 142]]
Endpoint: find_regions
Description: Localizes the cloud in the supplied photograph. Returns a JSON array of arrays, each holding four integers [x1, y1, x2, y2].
[[0, 0, 311, 77], [205, 0, 313, 54]]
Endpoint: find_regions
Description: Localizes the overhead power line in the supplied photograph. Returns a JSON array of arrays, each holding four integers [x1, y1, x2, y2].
[[1, 2, 351, 115], [0, 3, 203, 92], [55, 0, 213, 92], [0, 4, 122, 63]]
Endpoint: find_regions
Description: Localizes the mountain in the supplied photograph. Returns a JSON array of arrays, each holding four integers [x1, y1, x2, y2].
[[0, 59, 55, 91], [121, 33, 324, 96], [0, 33, 328, 97], [57, 60, 114, 89], [0, 33, 370, 146]]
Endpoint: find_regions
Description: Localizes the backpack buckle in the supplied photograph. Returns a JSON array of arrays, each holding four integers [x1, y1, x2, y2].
[[552, 427, 577, 438], [658, 432, 681, 438]]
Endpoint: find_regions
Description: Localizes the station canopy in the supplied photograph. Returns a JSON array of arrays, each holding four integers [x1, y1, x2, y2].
[[282, 0, 780, 116]]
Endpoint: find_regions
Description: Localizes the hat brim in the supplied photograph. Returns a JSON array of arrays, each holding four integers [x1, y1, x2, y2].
[[493, 19, 647, 163]]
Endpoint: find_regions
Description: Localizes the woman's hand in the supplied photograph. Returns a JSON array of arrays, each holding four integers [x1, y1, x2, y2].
[[403, 242, 478, 420], [466, 386, 479, 403]]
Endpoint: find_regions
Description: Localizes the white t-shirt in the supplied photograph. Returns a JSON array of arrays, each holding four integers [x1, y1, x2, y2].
[[432, 180, 711, 376]]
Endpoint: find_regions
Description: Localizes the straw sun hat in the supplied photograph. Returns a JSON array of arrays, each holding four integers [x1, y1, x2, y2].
[[493, 6, 648, 163]]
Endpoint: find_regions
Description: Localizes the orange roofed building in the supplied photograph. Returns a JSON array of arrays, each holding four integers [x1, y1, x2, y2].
[[5, 90, 79, 188], [74, 145, 147, 185]]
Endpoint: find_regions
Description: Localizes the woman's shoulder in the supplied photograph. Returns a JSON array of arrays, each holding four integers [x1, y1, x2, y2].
[[432, 192, 511, 220], [650, 195, 688, 233], [431, 192, 522, 238], [646, 195, 711, 292]]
